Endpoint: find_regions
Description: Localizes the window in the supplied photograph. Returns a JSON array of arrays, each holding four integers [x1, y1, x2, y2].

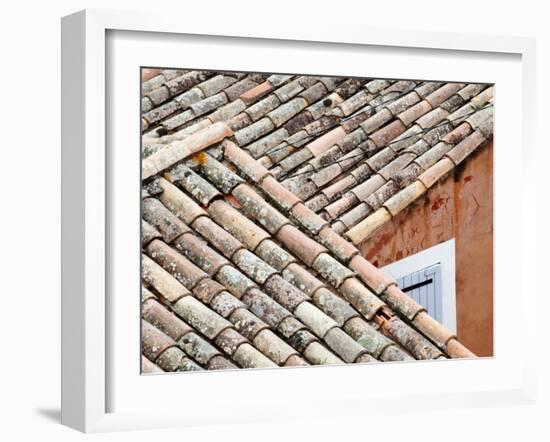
[[381, 239, 456, 332]]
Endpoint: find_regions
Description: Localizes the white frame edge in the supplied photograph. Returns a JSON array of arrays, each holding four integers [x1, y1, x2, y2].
[[382, 239, 457, 332], [61, 9, 537, 433]]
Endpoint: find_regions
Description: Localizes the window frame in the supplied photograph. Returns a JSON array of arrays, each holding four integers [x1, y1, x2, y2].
[[382, 239, 457, 332]]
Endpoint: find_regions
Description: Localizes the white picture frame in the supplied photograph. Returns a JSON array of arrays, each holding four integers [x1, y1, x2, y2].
[[61, 9, 537, 433]]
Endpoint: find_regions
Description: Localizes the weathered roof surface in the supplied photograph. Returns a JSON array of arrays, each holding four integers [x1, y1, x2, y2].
[[141, 68, 492, 373]]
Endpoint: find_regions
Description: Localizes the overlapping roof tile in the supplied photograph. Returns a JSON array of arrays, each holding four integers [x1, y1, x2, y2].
[[141, 68, 492, 372]]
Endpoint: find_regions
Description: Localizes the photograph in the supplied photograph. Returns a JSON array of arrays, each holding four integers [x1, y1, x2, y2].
[[140, 68, 494, 373]]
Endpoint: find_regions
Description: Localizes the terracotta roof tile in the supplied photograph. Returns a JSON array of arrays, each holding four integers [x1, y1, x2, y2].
[[191, 216, 244, 258], [260, 175, 301, 211], [338, 277, 385, 319], [142, 197, 190, 242], [312, 287, 359, 326], [381, 284, 425, 320], [423, 120, 453, 145], [350, 255, 395, 294], [252, 329, 301, 365], [415, 81, 444, 98], [208, 200, 270, 250], [142, 298, 192, 341], [456, 83, 486, 101], [143, 122, 233, 180], [241, 287, 292, 328], [232, 249, 278, 284], [445, 338, 476, 358], [416, 107, 448, 129], [264, 274, 310, 311], [386, 91, 421, 115], [142, 220, 162, 247], [254, 239, 296, 271], [307, 127, 347, 156], [232, 343, 277, 368], [173, 87, 204, 109], [226, 309, 266, 343], [300, 82, 328, 104], [178, 331, 223, 366], [234, 118, 274, 146], [440, 122, 472, 145], [425, 83, 465, 107], [194, 74, 236, 96], [465, 106, 494, 137], [383, 180, 427, 216], [247, 128, 290, 158], [174, 234, 229, 276], [312, 252, 355, 288], [369, 119, 407, 148], [193, 278, 226, 304], [398, 100, 433, 126], [307, 92, 342, 119], [319, 174, 358, 202], [284, 354, 310, 366], [142, 68, 162, 83], [141, 356, 164, 373], [282, 263, 325, 296], [345, 207, 392, 244], [324, 193, 359, 220], [445, 130, 487, 165], [215, 265, 257, 299], [283, 111, 315, 135], [365, 79, 392, 94], [272, 78, 304, 102], [317, 225, 359, 262], [290, 203, 328, 234], [240, 82, 273, 105], [303, 341, 344, 365], [158, 346, 203, 371], [360, 108, 393, 134], [233, 184, 290, 235], [343, 317, 393, 358], [172, 295, 232, 340], [209, 291, 246, 318], [245, 94, 280, 121], [147, 239, 209, 290], [381, 317, 442, 359], [471, 86, 494, 109], [190, 92, 228, 117], [364, 181, 400, 210], [142, 286, 157, 303], [350, 173, 386, 201], [141, 320, 176, 361], [412, 311, 455, 348], [276, 224, 327, 266], [142, 253, 190, 302], [225, 78, 259, 101], [224, 140, 271, 182], [267, 97, 308, 127], [212, 327, 247, 356], [166, 71, 212, 95], [208, 355, 238, 370], [324, 327, 368, 363], [293, 301, 337, 339], [414, 142, 452, 170], [379, 345, 414, 362]]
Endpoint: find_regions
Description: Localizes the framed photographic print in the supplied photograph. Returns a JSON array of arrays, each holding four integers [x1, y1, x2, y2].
[[61, 9, 537, 432]]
